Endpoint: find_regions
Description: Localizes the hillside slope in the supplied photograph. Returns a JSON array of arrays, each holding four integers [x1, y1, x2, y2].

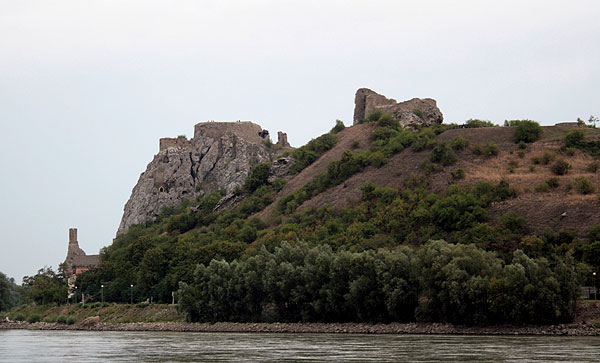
[[256, 122, 600, 238]]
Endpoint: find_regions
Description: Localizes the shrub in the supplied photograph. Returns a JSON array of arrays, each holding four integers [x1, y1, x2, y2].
[[330, 120, 345, 134], [451, 136, 469, 150], [66, 316, 77, 325], [472, 142, 499, 157], [517, 150, 525, 158], [546, 177, 559, 188], [572, 176, 595, 194], [290, 133, 337, 174], [541, 151, 555, 165], [243, 163, 271, 194], [377, 113, 398, 128], [464, 119, 495, 128], [367, 111, 382, 122], [351, 141, 360, 149], [500, 212, 528, 234], [511, 120, 542, 143], [451, 169, 466, 180], [550, 159, 571, 175], [528, 165, 536, 172], [507, 161, 518, 173], [413, 109, 424, 118], [13, 313, 25, 321], [56, 315, 67, 324], [518, 141, 527, 150], [430, 143, 457, 166], [271, 178, 287, 192], [27, 314, 42, 323], [535, 183, 549, 192], [589, 225, 600, 241], [565, 130, 585, 148], [367, 151, 388, 168]]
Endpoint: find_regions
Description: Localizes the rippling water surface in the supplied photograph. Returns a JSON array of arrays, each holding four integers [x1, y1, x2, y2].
[[1, 330, 600, 362]]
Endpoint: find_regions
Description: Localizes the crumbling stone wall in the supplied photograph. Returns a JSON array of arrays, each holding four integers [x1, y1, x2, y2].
[[353, 88, 443, 127], [117, 121, 291, 235]]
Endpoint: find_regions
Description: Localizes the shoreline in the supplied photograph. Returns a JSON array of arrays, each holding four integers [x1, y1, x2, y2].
[[2, 321, 600, 336]]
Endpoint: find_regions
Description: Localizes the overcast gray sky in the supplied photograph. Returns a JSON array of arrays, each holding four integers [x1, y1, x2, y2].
[[1, 0, 599, 282]]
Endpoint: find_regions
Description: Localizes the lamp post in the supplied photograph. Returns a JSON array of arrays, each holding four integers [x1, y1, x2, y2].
[[130, 284, 134, 304], [101, 285, 104, 303], [74, 286, 77, 304], [594, 272, 597, 300]]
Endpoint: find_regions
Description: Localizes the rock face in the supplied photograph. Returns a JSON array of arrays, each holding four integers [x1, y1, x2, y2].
[[353, 88, 443, 127], [117, 121, 283, 235]]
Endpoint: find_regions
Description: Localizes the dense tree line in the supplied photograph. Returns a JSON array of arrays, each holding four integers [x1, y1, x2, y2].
[[177, 240, 581, 325]]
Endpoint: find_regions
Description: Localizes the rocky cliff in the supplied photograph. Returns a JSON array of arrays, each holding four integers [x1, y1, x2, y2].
[[117, 121, 289, 235], [353, 88, 443, 127]]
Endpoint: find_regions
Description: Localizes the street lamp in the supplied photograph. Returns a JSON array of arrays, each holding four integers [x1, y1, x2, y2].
[[130, 284, 134, 304], [594, 272, 597, 300], [101, 285, 104, 303], [74, 286, 77, 304]]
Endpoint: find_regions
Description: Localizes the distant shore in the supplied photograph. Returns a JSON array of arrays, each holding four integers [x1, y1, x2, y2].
[[2, 320, 600, 336]]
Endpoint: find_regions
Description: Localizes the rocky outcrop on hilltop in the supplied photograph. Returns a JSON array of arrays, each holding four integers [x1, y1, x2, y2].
[[353, 88, 443, 127], [117, 121, 291, 235]]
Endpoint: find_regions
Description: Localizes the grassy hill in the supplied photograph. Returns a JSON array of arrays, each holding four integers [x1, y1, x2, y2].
[[68, 116, 600, 325]]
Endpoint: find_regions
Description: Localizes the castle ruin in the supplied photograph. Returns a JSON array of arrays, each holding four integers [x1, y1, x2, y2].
[[353, 88, 443, 127], [63, 228, 99, 297]]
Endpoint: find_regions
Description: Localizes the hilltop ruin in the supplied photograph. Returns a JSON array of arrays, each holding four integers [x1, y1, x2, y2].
[[117, 121, 291, 235], [353, 88, 443, 127]]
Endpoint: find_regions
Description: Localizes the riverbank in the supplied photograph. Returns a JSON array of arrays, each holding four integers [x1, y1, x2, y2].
[[2, 320, 600, 336], [3, 301, 600, 336]]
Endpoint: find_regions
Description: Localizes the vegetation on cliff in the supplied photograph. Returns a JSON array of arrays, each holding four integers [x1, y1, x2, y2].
[[24, 115, 600, 326]]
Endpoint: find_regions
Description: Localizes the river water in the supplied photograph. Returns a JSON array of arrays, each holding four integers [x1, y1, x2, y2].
[[1, 330, 599, 362]]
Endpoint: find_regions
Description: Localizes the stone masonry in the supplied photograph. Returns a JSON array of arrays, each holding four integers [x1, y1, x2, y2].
[[117, 121, 290, 235], [353, 88, 443, 127]]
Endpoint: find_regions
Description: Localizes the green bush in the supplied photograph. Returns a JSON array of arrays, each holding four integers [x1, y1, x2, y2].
[[413, 109, 424, 118], [56, 315, 67, 324], [565, 130, 585, 148], [472, 142, 499, 157], [27, 314, 42, 323], [500, 212, 527, 234], [535, 182, 550, 192], [243, 163, 271, 194], [330, 120, 345, 134], [511, 120, 542, 143], [367, 151, 388, 168], [546, 177, 560, 188], [430, 142, 457, 166], [550, 159, 571, 175], [451, 169, 466, 180], [541, 151, 556, 165], [377, 113, 398, 128], [451, 136, 469, 150], [518, 141, 527, 150], [289, 133, 337, 174], [66, 316, 77, 325], [572, 176, 595, 194], [464, 119, 496, 128]]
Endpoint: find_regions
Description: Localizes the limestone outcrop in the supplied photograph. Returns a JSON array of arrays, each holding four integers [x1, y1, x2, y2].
[[353, 88, 443, 127], [117, 121, 287, 235]]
